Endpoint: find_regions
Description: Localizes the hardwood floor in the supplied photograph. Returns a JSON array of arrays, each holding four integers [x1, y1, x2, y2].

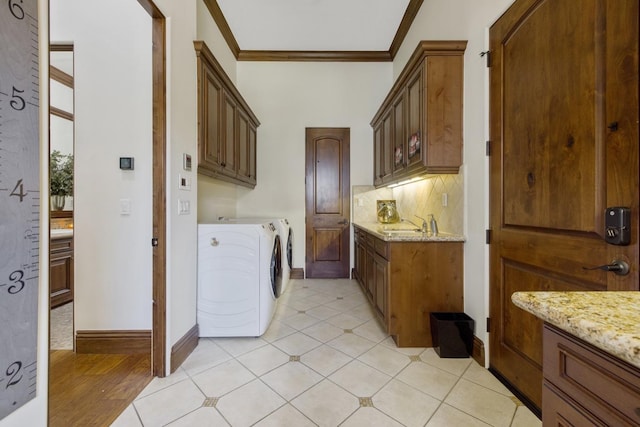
[[49, 350, 152, 427]]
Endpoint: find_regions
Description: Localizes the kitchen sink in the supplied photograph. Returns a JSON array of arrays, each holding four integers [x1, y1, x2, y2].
[[378, 227, 423, 233]]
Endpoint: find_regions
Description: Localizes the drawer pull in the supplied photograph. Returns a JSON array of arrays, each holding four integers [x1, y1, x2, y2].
[[210, 238, 219, 247]]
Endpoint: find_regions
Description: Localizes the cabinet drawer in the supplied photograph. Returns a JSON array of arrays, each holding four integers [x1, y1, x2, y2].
[[542, 382, 604, 427], [51, 237, 73, 254], [373, 237, 388, 259], [543, 324, 640, 426]]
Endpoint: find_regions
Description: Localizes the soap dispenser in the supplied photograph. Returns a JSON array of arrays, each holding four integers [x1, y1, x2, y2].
[[429, 214, 438, 236]]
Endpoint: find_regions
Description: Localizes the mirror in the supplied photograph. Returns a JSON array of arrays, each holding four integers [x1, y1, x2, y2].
[[49, 45, 74, 217]]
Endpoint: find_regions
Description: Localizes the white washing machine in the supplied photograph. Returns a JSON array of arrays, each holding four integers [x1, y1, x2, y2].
[[197, 220, 282, 337], [223, 217, 292, 294]]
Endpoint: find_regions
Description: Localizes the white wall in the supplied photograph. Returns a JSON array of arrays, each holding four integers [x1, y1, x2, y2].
[[235, 61, 392, 269], [50, 0, 153, 331], [393, 0, 515, 355]]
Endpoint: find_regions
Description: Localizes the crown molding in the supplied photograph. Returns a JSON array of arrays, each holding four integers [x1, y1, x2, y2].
[[202, 0, 241, 58], [237, 50, 392, 62], [389, 0, 423, 58], [206, 0, 423, 62]]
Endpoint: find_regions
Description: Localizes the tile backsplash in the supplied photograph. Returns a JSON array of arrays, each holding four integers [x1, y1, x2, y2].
[[352, 171, 464, 235]]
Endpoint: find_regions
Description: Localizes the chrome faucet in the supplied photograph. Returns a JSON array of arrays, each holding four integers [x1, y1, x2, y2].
[[400, 217, 427, 233], [414, 215, 429, 233]]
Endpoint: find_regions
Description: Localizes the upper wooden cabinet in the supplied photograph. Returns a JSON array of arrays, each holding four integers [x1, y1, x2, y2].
[[194, 41, 260, 188], [371, 41, 467, 187]]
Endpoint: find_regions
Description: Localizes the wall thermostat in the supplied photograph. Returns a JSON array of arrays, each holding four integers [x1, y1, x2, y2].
[[120, 157, 134, 170], [183, 153, 192, 171]]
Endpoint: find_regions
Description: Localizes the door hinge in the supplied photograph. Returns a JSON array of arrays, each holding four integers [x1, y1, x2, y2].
[[151, 237, 158, 247], [480, 50, 491, 68], [486, 140, 491, 156], [485, 229, 491, 244], [486, 317, 491, 333]]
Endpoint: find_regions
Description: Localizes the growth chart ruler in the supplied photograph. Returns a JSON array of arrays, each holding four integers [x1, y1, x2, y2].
[[0, 0, 41, 420]]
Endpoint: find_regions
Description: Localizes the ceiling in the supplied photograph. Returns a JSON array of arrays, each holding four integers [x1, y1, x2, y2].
[[207, 0, 423, 61]]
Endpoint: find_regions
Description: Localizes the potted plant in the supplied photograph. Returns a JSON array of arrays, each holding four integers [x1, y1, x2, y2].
[[50, 150, 73, 210]]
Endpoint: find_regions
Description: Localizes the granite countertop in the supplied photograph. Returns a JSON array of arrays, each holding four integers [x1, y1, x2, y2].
[[50, 229, 74, 239], [353, 222, 465, 242], [512, 291, 640, 369]]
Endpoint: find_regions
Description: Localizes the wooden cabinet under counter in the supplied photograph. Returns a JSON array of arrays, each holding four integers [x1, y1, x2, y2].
[[50, 235, 73, 308], [543, 324, 640, 426], [353, 226, 463, 347]]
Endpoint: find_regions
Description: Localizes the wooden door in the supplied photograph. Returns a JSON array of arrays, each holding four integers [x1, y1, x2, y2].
[[305, 128, 351, 278], [489, 0, 639, 410]]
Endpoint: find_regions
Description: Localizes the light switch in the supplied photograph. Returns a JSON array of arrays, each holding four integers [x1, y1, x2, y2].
[[120, 198, 131, 215], [178, 199, 190, 215]]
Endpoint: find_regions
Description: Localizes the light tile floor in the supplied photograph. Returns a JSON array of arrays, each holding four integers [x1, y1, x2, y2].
[[113, 279, 542, 427]]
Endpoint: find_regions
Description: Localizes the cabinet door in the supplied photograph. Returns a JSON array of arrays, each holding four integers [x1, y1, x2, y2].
[[380, 108, 394, 183], [50, 238, 74, 308], [248, 122, 257, 185], [200, 65, 223, 172], [392, 92, 406, 176], [364, 247, 375, 301], [221, 91, 237, 177], [405, 64, 423, 171], [236, 108, 251, 183], [373, 253, 388, 322], [424, 55, 463, 170], [373, 121, 384, 186]]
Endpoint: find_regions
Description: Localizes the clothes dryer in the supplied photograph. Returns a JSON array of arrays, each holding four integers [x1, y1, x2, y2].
[[197, 220, 282, 337], [224, 217, 293, 294]]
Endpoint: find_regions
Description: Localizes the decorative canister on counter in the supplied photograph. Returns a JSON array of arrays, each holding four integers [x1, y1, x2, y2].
[[377, 200, 400, 224]]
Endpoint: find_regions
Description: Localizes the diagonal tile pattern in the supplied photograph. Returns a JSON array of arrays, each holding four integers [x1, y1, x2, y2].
[[114, 278, 541, 426]]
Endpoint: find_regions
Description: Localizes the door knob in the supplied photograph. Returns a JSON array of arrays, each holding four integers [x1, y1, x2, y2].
[[583, 260, 630, 276]]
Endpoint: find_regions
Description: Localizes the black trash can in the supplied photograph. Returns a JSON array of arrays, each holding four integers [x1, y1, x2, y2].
[[430, 312, 474, 358]]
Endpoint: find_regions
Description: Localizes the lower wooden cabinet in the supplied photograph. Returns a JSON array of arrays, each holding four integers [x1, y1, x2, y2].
[[543, 324, 640, 426], [50, 236, 73, 308], [353, 226, 463, 347]]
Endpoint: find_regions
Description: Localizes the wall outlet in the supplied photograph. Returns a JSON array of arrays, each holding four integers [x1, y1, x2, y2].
[[442, 193, 448, 207], [178, 174, 191, 191]]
